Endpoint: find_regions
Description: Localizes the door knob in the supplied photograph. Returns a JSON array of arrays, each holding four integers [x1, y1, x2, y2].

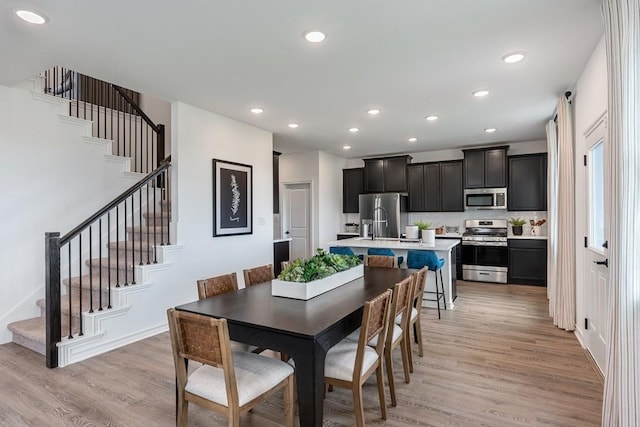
[[593, 259, 608, 268]]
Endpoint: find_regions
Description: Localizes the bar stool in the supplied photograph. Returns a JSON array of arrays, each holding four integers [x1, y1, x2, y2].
[[406, 250, 446, 319], [367, 248, 404, 266]]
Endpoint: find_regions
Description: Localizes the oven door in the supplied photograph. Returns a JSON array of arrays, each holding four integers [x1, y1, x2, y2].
[[462, 242, 508, 283]]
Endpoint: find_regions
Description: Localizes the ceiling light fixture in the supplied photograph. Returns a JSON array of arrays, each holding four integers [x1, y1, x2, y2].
[[14, 8, 47, 24], [288, 123, 299, 128], [425, 115, 438, 121], [348, 127, 359, 133], [304, 30, 326, 43], [250, 107, 264, 114], [502, 52, 525, 63], [408, 137, 418, 143], [484, 128, 497, 133], [367, 109, 381, 115], [343, 145, 352, 150], [473, 90, 490, 97]]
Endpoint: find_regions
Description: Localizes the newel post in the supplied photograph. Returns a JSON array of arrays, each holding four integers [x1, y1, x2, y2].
[[157, 124, 166, 166], [45, 232, 61, 368]]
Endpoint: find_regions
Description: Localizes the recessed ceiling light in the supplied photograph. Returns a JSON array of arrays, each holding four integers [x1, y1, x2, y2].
[[425, 115, 438, 121], [473, 90, 490, 97], [503, 52, 525, 64], [484, 128, 497, 133], [408, 137, 418, 143], [367, 109, 381, 115], [348, 127, 359, 133], [250, 107, 263, 114], [304, 30, 326, 43], [288, 123, 299, 128], [14, 9, 47, 24], [343, 145, 352, 150]]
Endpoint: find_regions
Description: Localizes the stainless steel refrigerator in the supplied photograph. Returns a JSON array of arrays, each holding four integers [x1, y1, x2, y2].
[[359, 193, 408, 238]]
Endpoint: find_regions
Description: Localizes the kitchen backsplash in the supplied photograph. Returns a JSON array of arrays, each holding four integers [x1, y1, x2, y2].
[[341, 211, 548, 236]]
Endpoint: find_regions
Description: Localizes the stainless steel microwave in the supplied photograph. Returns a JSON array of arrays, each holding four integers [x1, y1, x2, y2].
[[464, 188, 507, 210]]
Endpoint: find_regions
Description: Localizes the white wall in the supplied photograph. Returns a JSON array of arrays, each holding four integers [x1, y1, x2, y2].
[[139, 93, 172, 158], [171, 102, 273, 290], [318, 152, 347, 248], [0, 84, 141, 343], [573, 37, 608, 339]]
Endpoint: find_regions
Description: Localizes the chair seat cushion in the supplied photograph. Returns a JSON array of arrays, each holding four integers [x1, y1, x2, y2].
[[185, 351, 293, 407], [324, 339, 380, 381], [406, 250, 444, 270], [395, 307, 418, 325], [346, 324, 403, 346]]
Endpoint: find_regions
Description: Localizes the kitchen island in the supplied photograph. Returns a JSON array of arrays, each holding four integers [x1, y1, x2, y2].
[[328, 237, 459, 309]]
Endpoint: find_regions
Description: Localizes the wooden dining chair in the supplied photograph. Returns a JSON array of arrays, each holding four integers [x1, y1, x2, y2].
[[398, 267, 427, 373], [243, 264, 275, 287], [167, 308, 295, 427], [324, 289, 392, 427], [196, 272, 238, 300], [364, 254, 399, 268]]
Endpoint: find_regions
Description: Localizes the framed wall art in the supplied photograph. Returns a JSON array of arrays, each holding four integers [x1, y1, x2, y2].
[[212, 159, 253, 237]]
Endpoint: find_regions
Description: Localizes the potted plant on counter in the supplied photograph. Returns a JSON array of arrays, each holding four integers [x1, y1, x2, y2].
[[414, 221, 434, 243], [509, 218, 527, 236]]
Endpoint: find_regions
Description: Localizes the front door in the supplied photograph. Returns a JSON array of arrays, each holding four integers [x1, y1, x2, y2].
[[583, 116, 609, 372], [283, 183, 311, 260]]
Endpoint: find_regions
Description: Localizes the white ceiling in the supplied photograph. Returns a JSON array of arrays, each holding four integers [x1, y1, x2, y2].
[[1, 0, 603, 158]]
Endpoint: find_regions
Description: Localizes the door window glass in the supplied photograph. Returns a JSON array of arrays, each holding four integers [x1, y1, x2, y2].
[[589, 141, 605, 251]]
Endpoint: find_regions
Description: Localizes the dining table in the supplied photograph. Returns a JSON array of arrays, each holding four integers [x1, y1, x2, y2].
[[174, 266, 416, 427]]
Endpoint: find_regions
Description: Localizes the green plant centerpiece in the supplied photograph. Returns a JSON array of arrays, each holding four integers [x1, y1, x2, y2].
[[278, 248, 361, 283], [414, 221, 432, 231], [509, 217, 526, 235]]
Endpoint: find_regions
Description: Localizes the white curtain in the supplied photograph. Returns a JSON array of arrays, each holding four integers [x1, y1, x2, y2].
[[602, 0, 640, 424], [545, 120, 558, 318], [553, 97, 576, 331]]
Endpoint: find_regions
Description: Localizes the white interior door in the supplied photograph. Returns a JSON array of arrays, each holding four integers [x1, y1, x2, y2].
[[583, 117, 609, 372], [283, 183, 311, 260]]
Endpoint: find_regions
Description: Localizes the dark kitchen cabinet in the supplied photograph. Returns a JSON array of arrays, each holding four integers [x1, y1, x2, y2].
[[463, 146, 508, 188], [437, 237, 462, 295], [273, 240, 290, 277], [508, 154, 547, 211], [342, 168, 364, 213], [273, 152, 280, 214], [364, 155, 411, 193], [408, 160, 463, 212], [440, 160, 464, 212], [508, 239, 547, 285]]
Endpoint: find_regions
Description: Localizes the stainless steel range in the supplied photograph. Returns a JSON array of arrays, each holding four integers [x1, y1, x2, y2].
[[462, 219, 508, 283]]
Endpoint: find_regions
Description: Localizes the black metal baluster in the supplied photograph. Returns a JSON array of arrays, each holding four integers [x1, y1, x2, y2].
[[166, 169, 171, 244], [124, 198, 128, 286], [134, 108, 138, 173], [116, 204, 120, 288], [131, 195, 136, 285], [75, 71, 79, 118], [97, 80, 100, 138], [146, 182, 150, 264], [68, 244, 73, 339], [107, 212, 112, 308], [78, 234, 83, 336], [139, 189, 143, 266], [98, 218, 103, 311], [160, 172, 165, 246], [153, 181, 158, 263], [89, 226, 94, 313]]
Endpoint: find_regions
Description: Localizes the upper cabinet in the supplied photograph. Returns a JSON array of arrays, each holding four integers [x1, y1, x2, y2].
[[342, 168, 364, 213], [408, 160, 463, 212], [508, 154, 547, 211], [363, 155, 411, 193], [463, 146, 508, 188]]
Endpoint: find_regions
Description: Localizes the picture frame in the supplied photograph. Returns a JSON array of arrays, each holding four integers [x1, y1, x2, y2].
[[212, 159, 253, 237]]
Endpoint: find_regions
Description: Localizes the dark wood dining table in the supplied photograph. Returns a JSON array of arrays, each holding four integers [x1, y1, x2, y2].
[[174, 266, 416, 427]]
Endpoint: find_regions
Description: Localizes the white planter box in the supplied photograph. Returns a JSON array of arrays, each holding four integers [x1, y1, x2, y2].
[[272, 264, 364, 300]]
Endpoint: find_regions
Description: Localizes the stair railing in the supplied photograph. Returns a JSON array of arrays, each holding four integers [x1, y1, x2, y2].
[[43, 67, 165, 174], [44, 156, 171, 368]]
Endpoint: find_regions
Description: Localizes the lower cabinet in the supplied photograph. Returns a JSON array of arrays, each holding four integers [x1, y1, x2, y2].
[[508, 239, 547, 286], [274, 240, 291, 277], [436, 237, 461, 300]]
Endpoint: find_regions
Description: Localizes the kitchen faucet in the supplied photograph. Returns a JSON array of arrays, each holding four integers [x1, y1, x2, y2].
[[371, 206, 388, 240]]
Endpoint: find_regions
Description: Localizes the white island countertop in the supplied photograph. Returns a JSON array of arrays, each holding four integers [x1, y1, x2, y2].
[[329, 237, 459, 252]]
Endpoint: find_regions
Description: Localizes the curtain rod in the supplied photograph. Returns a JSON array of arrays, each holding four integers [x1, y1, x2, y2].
[[553, 91, 573, 122]]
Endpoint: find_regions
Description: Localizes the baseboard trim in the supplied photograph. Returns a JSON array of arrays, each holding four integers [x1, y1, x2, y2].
[[583, 348, 605, 386]]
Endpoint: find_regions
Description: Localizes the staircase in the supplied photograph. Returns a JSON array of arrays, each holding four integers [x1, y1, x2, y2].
[[6, 71, 177, 367]]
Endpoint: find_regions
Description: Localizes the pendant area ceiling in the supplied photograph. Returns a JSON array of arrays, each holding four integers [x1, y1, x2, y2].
[[0, 0, 603, 158]]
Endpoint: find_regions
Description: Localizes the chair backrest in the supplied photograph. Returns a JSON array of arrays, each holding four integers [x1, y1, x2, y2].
[[197, 272, 239, 300], [411, 267, 428, 314], [167, 308, 238, 402], [364, 254, 399, 268], [329, 246, 355, 256], [406, 249, 440, 270], [386, 277, 412, 344], [243, 264, 275, 287], [354, 289, 392, 380]]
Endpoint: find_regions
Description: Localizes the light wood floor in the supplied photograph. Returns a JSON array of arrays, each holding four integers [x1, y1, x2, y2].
[[0, 282, 603, 426]]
